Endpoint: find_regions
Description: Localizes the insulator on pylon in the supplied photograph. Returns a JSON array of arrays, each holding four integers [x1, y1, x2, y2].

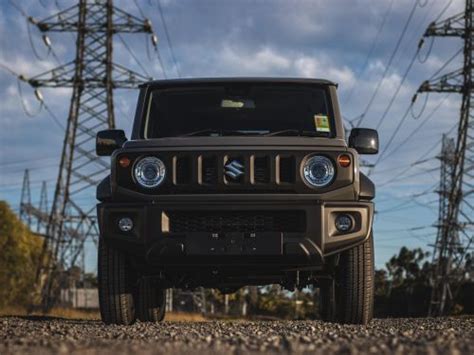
[[34, 89, 44, 103], [151, 34, 158, 47], [42, 35, 52, 49], [145, 19, 152, 30], [418, 38, 424, 49]]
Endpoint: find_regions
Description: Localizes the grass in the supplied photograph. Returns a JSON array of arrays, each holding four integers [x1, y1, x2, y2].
[[0, 306, 206, 322]]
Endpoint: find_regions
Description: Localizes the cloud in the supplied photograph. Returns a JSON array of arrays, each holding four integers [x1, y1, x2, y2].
[[294, 56, 355, 86]]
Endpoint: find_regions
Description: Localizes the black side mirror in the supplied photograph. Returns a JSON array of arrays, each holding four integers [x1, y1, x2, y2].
[[96, 129, 127, 156], [349, 128, 379, 154]]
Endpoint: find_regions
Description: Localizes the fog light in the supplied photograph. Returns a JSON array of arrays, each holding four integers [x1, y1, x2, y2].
[[118, 217, 133, 232], [335, 214, 353, 233]]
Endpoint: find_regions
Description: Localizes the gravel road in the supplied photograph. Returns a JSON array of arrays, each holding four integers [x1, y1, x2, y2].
[[1, 316, 473, 354]]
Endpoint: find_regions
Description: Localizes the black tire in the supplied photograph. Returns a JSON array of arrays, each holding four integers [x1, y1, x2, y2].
[[98, 239, 136, 325], [320, 233, 374, 325], [318, 278, 335, 321], [136, 278, 166, 322]]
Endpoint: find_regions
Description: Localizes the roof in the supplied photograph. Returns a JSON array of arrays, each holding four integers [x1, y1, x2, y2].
[[141, 77, 338, 88]]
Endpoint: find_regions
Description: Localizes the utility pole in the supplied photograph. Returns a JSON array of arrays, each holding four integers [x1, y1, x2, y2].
[[417, 0, 474, 316], [22, 0, 155, 310]]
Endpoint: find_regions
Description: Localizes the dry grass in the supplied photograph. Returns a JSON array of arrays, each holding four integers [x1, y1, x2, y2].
[[0, 307, 206, 322], [0, 306, 100, 320], [164, 312, 207, 322]]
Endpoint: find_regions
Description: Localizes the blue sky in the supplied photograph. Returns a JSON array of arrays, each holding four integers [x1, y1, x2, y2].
[[0, 0, 466, 272]]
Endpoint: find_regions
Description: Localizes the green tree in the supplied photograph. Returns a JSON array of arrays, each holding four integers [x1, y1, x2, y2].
[[0, 201, 43, 308]]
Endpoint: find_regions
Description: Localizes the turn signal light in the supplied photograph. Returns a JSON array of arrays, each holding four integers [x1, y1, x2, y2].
[[338, 154, 351, 167], [118, 156, 131, 168]]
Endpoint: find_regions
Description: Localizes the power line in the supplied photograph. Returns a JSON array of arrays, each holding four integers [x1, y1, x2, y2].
[[378, 93, 452, 163], [343, 0, 395, 106], [0, 62, 19, 76], [375, 45, 421, 130], [379, 167, 439, 187], [117, 34, 151, 77], [156, 0, 181, 77], [7, 0, 28, 17], [356, 0, 425, 127], [132, 0, 147, 19]]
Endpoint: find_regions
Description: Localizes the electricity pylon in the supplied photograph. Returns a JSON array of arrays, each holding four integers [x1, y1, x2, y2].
[[417, 0, 474, 316], [23, 0, 154, 309], [20, 170, 49, 236], [431, 135, 456, 315]]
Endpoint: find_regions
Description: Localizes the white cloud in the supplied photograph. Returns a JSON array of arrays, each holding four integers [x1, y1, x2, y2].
[[294, 56, 355, 86]]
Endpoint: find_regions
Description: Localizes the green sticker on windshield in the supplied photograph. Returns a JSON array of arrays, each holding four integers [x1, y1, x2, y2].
[[314, 114, 330, 132]]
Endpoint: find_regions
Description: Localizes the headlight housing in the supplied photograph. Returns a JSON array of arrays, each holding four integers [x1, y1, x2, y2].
[[302, 155, 335, 187], [133, 156, 166, 188]]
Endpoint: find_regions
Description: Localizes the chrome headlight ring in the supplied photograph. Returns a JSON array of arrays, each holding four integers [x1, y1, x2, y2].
[[133, 156, 166, 188], [302, 155, 335, 188]]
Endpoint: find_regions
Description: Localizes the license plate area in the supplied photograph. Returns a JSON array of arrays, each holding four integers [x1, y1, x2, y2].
[[185, 232, 283, 255]]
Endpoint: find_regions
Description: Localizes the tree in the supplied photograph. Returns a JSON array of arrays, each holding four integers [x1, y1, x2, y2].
[[0, 201, 43, 308]]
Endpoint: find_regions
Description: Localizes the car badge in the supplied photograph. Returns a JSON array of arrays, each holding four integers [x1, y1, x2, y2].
[[224, 160, 244, 180]]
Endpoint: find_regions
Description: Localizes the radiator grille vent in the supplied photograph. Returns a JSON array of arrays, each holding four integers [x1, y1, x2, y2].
[[167, 211, 306, 233]]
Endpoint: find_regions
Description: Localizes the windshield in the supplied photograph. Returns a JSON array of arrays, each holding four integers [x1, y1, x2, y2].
[[144, 85, 333, 138]]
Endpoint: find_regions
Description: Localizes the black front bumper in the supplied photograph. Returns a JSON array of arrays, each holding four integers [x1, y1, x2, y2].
[[97, 196, 373, 271]]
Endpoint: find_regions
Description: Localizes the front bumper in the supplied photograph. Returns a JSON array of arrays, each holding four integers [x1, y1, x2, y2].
[[97, 197, 373, 269]]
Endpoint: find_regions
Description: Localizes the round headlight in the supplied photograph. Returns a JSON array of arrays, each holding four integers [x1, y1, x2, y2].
[[303, 155, 335, 187], [134, 156, 166, 188]]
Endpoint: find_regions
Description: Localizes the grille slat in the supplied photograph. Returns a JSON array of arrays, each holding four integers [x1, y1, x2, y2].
[[254, 156, 270, 184], [167, 211, 306, 233], [201, 156, 218, 185]]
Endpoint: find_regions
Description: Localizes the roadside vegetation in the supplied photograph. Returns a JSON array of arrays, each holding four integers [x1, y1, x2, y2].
[[0, 201, 42, 309]]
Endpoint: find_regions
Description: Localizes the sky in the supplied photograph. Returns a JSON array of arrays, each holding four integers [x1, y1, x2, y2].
[[0, 0, 466, 272]]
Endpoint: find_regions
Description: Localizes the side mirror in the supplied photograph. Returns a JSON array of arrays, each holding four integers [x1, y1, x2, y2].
[[349, 128, 379, 154], [96, 129, 127, 156]]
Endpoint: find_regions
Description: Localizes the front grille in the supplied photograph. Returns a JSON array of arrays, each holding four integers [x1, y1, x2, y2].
[[170, 152, 299, 193], [167, 211, 306, 233]]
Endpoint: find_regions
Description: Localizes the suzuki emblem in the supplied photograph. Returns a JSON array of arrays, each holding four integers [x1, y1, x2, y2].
[[224, 159, 244, 180]]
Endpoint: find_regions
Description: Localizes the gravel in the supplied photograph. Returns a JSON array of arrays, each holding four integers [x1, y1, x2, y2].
[[1, 316, 473, 354]]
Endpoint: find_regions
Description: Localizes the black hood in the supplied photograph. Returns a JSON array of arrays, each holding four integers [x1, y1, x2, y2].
[[123, 136, 348, 149]]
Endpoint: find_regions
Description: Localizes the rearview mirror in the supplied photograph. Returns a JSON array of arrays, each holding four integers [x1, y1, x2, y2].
[[348, 128, 379, 155], [96, 129, 127, 156]]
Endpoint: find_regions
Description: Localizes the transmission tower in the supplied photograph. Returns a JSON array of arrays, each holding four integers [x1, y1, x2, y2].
[[21, 0, 155, 309], [417, 0, 474, 316], [20, 170, 50, 236], [19, 169, 32, 229], [430, 135, 456, 315]]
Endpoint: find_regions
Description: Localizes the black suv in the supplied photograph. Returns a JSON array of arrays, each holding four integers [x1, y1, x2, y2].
[[96, 78, 378, 325]]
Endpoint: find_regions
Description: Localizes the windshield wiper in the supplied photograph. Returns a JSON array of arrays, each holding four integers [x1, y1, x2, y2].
[[180, 129, 266, 137], [265, 129, 324, 137], [180, 128, 221, 137]]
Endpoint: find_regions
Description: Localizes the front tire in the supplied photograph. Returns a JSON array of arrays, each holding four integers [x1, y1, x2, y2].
[[136, 278, 166, 322], [320, 233, 374, 325], [98, 239, 136, 325]]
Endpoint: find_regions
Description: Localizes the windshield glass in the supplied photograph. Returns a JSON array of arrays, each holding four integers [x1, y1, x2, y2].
[[144, 85, 333, 138]]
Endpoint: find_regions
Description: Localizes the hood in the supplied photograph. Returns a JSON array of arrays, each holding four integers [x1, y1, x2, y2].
[[123, 136, 348, 149]]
